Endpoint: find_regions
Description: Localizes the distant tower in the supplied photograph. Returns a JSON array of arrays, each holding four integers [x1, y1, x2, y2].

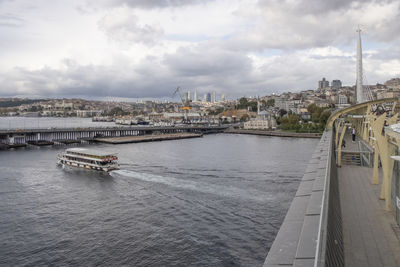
[[221, 94, 225, 102], [212, 91, 216, 103], [257, 98, 261, 114], [194, 90, 198, 102], [318, 78, 329, 90], [187, 91, 191, 101], [332, 80, 342, 89], [356, 27, 365, 103], [206, 93, 211, 102]]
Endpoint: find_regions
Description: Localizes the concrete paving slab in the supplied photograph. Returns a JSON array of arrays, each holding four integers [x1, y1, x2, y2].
[[295, 215, 320, 259], [264, 220, 304, 266], [296, 180, 314, 197], [306, 191, 323, 215]]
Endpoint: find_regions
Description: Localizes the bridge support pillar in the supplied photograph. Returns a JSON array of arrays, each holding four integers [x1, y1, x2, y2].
[[372, 145, 380, 185], [335, 120, 342, 148], [337, 125, 347, 167]]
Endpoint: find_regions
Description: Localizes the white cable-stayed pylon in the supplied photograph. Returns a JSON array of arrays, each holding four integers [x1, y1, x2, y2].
[[356, 27, 366, 103]]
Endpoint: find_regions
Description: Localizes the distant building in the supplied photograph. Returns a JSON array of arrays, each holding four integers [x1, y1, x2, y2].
[[212, 91, 217, 103], [194, 91, 198, 102], [318, 78, 329, 90], [221, 94, 226, 102], [332, 80, 342, 89], [206, 93, 212, 102], [76, 110, 102, 117], [337, 94, 350, 108], [163, 112, 201, 122], [187, 91, 191, 101], [338, 94, 348, 105], [244, 111, 277, 130]]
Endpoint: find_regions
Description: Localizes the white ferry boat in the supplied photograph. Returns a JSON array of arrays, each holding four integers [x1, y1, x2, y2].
[[57, 148, 119, 172]]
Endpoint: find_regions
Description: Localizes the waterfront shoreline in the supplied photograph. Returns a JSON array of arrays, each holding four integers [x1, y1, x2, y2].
[[224, 129, 322, 139]]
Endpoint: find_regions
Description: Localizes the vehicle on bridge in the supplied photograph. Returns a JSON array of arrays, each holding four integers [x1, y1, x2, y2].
[[57, 148, 119, 172]]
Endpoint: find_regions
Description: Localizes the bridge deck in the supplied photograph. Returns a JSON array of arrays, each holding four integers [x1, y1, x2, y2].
[[339, 165, 400, 267], [341, 129, 360, 152]]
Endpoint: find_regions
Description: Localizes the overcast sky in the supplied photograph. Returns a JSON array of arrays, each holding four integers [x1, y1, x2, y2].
[[0, 0, 399, 100]]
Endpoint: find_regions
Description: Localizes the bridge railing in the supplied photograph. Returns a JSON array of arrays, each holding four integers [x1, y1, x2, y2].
[[315, 129, 344, 267], [264, 129, 343, 267]]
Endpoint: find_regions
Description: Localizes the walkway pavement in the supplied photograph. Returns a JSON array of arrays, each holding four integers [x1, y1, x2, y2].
[[341, 128, 360, 152], [339, 165, 400, 266]]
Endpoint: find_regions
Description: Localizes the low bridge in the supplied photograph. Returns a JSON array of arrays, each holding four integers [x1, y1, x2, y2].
[[265, 98, 400, 267], [0, 125, 228, 148]]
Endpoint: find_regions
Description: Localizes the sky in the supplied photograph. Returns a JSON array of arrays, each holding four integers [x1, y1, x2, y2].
[[0, 0, 399, 100]]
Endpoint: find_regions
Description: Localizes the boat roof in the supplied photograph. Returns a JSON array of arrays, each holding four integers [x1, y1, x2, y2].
[[65, 148, 117, 157]]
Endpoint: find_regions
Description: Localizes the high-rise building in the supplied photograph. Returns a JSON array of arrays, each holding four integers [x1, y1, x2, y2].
[[221, 94, 225, 102], [332, 80, 342, 89], [203, 94, 207, 102], [318, 78, 329, 90], [206, 93, 211, 102], [338, 94, 348, 105], [187, 91, 191, 101], [194, 90, 198, 102], [212, 91, 216, 103]]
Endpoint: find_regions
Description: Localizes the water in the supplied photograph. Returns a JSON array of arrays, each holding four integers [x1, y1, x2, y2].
[[0, 134, 318, 266]]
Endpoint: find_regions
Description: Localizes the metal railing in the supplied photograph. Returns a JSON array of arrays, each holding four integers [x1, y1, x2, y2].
[[315, 129, 344, 267]]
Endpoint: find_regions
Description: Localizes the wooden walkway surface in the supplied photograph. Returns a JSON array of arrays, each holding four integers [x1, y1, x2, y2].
[[339, 165, 400, 266]]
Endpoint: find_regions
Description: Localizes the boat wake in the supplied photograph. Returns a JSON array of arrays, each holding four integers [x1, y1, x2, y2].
[[110, 169, 270, 202]]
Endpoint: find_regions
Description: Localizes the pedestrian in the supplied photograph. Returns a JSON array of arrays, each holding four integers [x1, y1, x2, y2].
[[342, 139, 346, 148], [352, 128, 356, 142]]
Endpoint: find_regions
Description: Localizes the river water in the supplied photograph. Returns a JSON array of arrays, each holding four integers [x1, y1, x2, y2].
[[0, 131, 318, 266]]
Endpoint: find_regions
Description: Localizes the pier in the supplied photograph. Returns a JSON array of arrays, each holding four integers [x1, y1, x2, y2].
[[95, 132, 203, 144], [224, 129, 322, 138], [0, 125, 227, 149], [264, 98, 400, 267]]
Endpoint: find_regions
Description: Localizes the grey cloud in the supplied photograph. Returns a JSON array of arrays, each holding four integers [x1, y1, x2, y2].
[[0, 48, 393, 99], [0, 13, 24, 27], [224, 0, 400, 51], [98, 13, 163, 46], [98, 0, 213, 9], [258, 0, 393, 14], [0, 59, 180, 98], [163, 46, 252, 77]]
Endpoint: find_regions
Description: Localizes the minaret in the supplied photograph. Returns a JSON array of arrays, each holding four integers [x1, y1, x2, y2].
[[257, 97, 260, 114], [356, 27, 364, 103]]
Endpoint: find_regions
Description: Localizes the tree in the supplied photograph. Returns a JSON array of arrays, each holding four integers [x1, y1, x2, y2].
[[307, 103, 319, 114], [319, 110, 331, 125], [279, 109, 287, 117], [107, 107, 129, 116], [237, 97, 248, 109], [240, 114, 250, 122], [266, 99, 275, 107]]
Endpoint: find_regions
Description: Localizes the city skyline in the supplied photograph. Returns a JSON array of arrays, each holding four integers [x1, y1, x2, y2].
[[0, 0, 399, 99]]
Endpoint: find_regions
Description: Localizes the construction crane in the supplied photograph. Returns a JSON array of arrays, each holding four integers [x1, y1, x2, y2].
[[173, 86, 192, 123]]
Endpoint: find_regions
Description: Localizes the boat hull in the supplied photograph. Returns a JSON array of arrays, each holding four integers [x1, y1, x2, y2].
[[57, 157, 119, 172]]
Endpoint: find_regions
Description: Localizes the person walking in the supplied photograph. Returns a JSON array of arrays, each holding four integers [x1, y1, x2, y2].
[[352, 128, 356, 142]]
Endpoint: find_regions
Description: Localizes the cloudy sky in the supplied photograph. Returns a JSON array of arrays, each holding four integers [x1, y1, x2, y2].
[[0, 0, 399, 100]]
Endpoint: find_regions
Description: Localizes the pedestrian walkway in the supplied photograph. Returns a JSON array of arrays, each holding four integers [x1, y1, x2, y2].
[[340, 128, 361, 152], [339, 165, 400, 266]]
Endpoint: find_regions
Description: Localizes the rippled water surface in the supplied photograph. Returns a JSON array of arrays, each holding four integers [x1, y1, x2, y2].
[[0, 134, 318, 266]]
